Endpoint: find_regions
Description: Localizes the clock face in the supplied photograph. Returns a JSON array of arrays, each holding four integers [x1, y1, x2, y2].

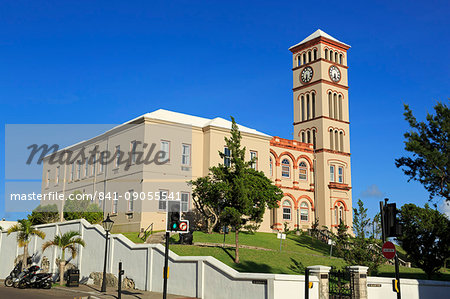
[[329, 66, 341, 82], [301, 66, 313, 83]]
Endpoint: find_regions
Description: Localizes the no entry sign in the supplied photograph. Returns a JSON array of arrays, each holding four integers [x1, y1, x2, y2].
[[382, 241, 396, 259]]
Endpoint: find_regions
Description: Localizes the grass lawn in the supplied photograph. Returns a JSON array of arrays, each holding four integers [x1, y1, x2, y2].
[[120, 230, 450, 281]]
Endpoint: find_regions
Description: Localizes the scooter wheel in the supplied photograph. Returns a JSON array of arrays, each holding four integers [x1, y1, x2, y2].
[[13, 281, 19, 288], [42, 281, 51, 289], [18, 281, 27, 289], [4, 278, 13, 287]]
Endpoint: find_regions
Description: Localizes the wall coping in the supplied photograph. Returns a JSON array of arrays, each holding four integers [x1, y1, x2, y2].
[[367, 276, 450, 287]]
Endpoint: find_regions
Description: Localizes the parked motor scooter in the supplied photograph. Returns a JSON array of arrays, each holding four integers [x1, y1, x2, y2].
[[4, 254, 34, 287], [13, 265, 52, 289]]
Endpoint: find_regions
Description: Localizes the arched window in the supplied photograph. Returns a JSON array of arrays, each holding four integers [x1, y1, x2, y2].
[[306, 94, 310, 120], [281, 159, 290, 178], [299, 162, 307, 180], [339, 54, 343, 65], [335, 52, 338, 63], [301, 96, 305, 121], [335, 130, 339, 152], [269, 157, 273, 177], [308, 51, 312, 63], [282, 200, 292, 220], [300, 202, 309, 221], [307, 130, 311, 144], [330, 50, 334, 62], [329, 129, 334, 150], [312, 93, 316, 118], [334, 206, 338, 225], [325, 49, 328, 60], [297, 55, 301, 67], [333, 93, 338, 119], [303, 53, 306, 65], [312, 130, 316, 149], [301, 132, 305, 143], [313, 49, 317, 60], [339, 206, 344, 224], [340, 131, 344, 152], [328, 92, 332, 117], [338, 95, 343, 120]]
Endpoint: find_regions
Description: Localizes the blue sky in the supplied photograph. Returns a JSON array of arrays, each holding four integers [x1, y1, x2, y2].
[[1, 0, 449, 221]]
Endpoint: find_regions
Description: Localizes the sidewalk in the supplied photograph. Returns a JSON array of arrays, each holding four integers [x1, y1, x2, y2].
[[54, 284, 197, 299]]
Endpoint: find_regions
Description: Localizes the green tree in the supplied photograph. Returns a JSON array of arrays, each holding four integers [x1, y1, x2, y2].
[[63, 191, 103, 224], [42, 231, 85, 285], [397, 203, 450, 279], [190, 117, 283, 263], [7, 219, 46, 270], [370, 212, 382, 240], [352, 199, 370, 239], [28, 204, 59, 225], [395, 102, 450, 202]]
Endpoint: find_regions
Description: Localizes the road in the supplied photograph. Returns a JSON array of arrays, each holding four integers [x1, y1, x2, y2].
[[0, 284, 90, 298]]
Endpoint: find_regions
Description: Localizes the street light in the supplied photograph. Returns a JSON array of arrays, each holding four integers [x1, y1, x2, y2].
[[101, 214, 114, 292]]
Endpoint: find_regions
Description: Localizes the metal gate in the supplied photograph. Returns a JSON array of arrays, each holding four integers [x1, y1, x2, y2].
[[329, 267, 355, 299]]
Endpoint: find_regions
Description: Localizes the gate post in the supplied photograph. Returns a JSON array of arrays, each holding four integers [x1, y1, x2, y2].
[[348, 266, 368, 299], [307, 265, 331, 299]]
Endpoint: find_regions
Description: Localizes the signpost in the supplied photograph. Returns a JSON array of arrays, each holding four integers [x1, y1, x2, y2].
[[163, 201, 190, 299], [380, 199, 401, 299], [277, 232, 286, 252]]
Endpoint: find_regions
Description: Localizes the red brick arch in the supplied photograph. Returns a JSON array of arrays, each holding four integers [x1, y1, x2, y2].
[[282, 193, 297, 209], [279, 152, 297, 169], [297, 195, 314, 211], [296, 155, 314, 171], [332, 199, 349, 211]]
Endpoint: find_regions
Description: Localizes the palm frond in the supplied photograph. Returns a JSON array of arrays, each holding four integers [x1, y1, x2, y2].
[[66, 244, 78, 259], [42, 240, 57, 253]]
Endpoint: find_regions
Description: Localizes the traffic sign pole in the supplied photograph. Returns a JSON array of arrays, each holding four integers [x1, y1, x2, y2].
[[394, 253, 401, 299], [163, 231, 169, 299]]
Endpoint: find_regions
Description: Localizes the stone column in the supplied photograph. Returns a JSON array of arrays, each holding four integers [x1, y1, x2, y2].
[[348, 266, 368, 299], [307, 265, 331, 299]]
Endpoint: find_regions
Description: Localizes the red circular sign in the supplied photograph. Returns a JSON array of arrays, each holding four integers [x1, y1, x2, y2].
[[382, 241, 396, 259], [179, 222, 187, 231]]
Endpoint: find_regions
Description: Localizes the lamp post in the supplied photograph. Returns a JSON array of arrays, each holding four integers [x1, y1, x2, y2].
[[101, 214, 114, 292]]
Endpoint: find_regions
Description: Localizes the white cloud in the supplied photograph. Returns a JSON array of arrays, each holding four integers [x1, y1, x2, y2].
[[360, 184, 385, 198], [439, 201, 450, 218]]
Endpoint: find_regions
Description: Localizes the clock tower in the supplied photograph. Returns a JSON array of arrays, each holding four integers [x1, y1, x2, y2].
[[289, 30, 352, 231]]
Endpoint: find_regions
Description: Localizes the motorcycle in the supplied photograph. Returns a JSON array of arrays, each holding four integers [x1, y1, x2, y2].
[[13, 265, 52, 289], [4, 261, 23, 287]]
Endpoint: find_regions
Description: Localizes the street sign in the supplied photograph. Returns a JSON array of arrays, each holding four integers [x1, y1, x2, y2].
[[382, 241, 396, 259], [277, 232, 286, 239], [178, 220, 189, 233]]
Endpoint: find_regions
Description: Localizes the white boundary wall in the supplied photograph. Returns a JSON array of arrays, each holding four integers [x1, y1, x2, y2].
[[367, 276, 450, 299], [0, 219, 319, 299]]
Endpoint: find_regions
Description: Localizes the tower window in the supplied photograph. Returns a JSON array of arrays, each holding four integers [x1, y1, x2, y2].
[[313, 49, 317, 60], [338, 166, 344, 183], [303, 53, 306, 65], [306, 94, 310, 120], [338, 95, 343, 120], [329, 129, 334, 150], [335, 130, 339, 152], [308, 51, 312, 63], [340, 131, 344, 152], [328, 92, 332, 117], [301, 96, 305, 121], [330, 50, 334, 62], [313, 130, 316, 149], [301, 132, 305, 143], [281, 159, 290, 178], [297, 55, 301, 67], [335, 52, 338, 63], [312, 93, 316, 118], [330, 165, 335, 182], [339, 54, 343, 65], [307, 130, 311, 144], [282, 200, 292, 220], [299, 162, 307, 180], [325, 49, 328, 60]]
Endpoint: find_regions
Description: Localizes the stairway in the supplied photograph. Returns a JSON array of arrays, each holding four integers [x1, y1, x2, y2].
[[145, 231, 166, 244]]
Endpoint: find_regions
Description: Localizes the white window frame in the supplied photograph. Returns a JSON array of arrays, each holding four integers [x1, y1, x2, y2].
[[55, 166, 60, 185], [300, 202, 309, 221], [128, 189, 134, 212], [299, 162, 307, 180], [224, 146, 231, 167], [250, 151, 257, 170], [160, 141, 170, 163], [115, 145, 121, 168], [182, 144, 191, 166], [112, 192, 118, 214], [330, 165, 335, 182], [282, 200, 292, 220], [281, 159, 290, 178], [338, 166, 344, 183], [130, 141, 137, 164], [181, 192, 189, 212], [158, 190, 168, 211]]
